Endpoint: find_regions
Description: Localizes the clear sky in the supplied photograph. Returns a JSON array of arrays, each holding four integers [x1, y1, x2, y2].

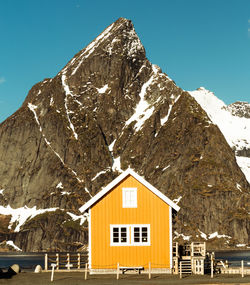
[[0, 0, 250, 123]]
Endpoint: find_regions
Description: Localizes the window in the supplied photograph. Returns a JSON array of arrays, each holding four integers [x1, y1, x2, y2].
[[110, 224, 150, 246], [131, 225, 150, 245], [110, 225, 129, 246], [122, 188, 137, 208]]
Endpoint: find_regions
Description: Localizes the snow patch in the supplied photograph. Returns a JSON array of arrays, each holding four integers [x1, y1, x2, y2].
[[160, 95, 181, 127], [173, 196, 182, 204], [236, 244, 247, 247], [112, 157, 122, 172], [0, 189, 4, 195], [236, 183, 242, 192], [84, 187, 92, 198], [97, 84, 108, 94], [91, 170, 108, 181], [174, 231, 191, 241], [56, 182, 63, 189], [108, 140, 116, 152], [199, 230, 231, 240], [162, 165, 170, 171], [67, 212, 86, 226], [61, 74, 78, 140], [50, 96, 54, 106], [61, 191, 71, 195], [6, 241, 22, 251], [125, 65, 160, 132], [236, 156, 250, 184], [0, 205, 58, 232], [199, 230, 207, 240], [28, 103, 42, 132]]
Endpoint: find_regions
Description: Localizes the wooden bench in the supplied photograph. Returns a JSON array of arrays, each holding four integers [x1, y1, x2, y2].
[[119, 266, 144, 274]]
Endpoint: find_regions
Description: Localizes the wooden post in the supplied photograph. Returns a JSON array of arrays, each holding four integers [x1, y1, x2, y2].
[[241, 260, 244, 278], [149, 262, 151, 279], [67, 253, 70, 269], [51, 263, 56, 282], [211, 255, 213, 278], [201, 259, 204, 275], [204, 243, 206, 257], [77, 253, 81, 269], [175, 257, 179, 274], [45, 254, 48, 271], [180, 261, 182, 279], [85, 263, 88, 280], [56, 253, 59, 270], [117, 262, 119, 280]]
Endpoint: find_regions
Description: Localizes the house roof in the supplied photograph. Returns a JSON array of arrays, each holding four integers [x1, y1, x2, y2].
[[79, 168, 180, 213]]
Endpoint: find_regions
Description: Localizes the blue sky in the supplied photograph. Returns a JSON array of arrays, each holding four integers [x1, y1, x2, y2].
[[0, 0, 250, 122]]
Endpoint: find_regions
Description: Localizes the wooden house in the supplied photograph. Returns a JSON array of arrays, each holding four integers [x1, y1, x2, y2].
[[79, 168, 180, 273]]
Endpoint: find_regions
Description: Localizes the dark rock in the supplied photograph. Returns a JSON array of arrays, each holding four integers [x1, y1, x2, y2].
[[0, 264, 19, 279]]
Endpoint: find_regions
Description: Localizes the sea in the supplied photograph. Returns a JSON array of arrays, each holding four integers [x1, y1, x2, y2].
[[0, 253, 44, 271], [0, 250, 249, 272], [214, 250, 250, 267]]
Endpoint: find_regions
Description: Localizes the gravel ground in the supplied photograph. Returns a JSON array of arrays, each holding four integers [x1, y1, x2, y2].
[[0, 272, 250, 285]]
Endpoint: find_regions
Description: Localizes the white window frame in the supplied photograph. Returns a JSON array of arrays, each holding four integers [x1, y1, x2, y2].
[[122, 187, 137, 208], [131, 224, 150, 246], [110, 225, 130, 246], [110, 224, 150, 246]]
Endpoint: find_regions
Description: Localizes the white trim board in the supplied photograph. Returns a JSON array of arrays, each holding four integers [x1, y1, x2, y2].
[[169, 207, 173, 270], [79, 168, 180, 213], [88, 208, 92, 269]]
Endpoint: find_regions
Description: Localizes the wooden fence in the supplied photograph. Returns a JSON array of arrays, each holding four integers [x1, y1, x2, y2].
[[44, 252, 88, 271]]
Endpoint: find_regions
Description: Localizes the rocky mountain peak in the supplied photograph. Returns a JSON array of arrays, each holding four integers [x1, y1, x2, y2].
[[60, 17, 145, 78], [0, 18, 249, 251]]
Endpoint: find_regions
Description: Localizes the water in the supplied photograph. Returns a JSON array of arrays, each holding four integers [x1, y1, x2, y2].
[[0, 253, 44, 271], [0, 250, 249, 271], [215, 250, 250, 267]]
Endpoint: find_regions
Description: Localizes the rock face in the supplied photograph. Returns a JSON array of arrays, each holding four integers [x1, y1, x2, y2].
[[0, 18, 249, 251], [226, 102, 250, 119]]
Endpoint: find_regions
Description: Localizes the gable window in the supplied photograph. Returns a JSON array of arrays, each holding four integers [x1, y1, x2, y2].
[[110, 225, 129, 246], [122, 188, 137, 208], [110, 224, 150, 246]]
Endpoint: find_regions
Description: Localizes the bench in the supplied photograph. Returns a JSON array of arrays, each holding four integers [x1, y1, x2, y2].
[[119, 266, 144, 274]]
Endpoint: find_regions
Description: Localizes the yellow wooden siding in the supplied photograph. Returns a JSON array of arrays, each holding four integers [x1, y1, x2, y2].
[[91, 175, 171, 269]]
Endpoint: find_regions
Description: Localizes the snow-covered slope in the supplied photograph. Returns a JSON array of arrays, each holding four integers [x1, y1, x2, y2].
[[189, 87, 250, 183]]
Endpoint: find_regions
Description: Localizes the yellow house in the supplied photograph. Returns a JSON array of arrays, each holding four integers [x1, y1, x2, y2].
[[79, 168, 180, 274]]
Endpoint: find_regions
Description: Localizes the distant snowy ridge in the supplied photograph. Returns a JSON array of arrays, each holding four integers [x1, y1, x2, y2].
[[189, 87, 250, 183]]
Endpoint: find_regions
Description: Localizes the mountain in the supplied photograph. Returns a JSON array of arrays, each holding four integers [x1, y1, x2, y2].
[[0, 18, 249, 251], [189, 88, 250, 184]]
